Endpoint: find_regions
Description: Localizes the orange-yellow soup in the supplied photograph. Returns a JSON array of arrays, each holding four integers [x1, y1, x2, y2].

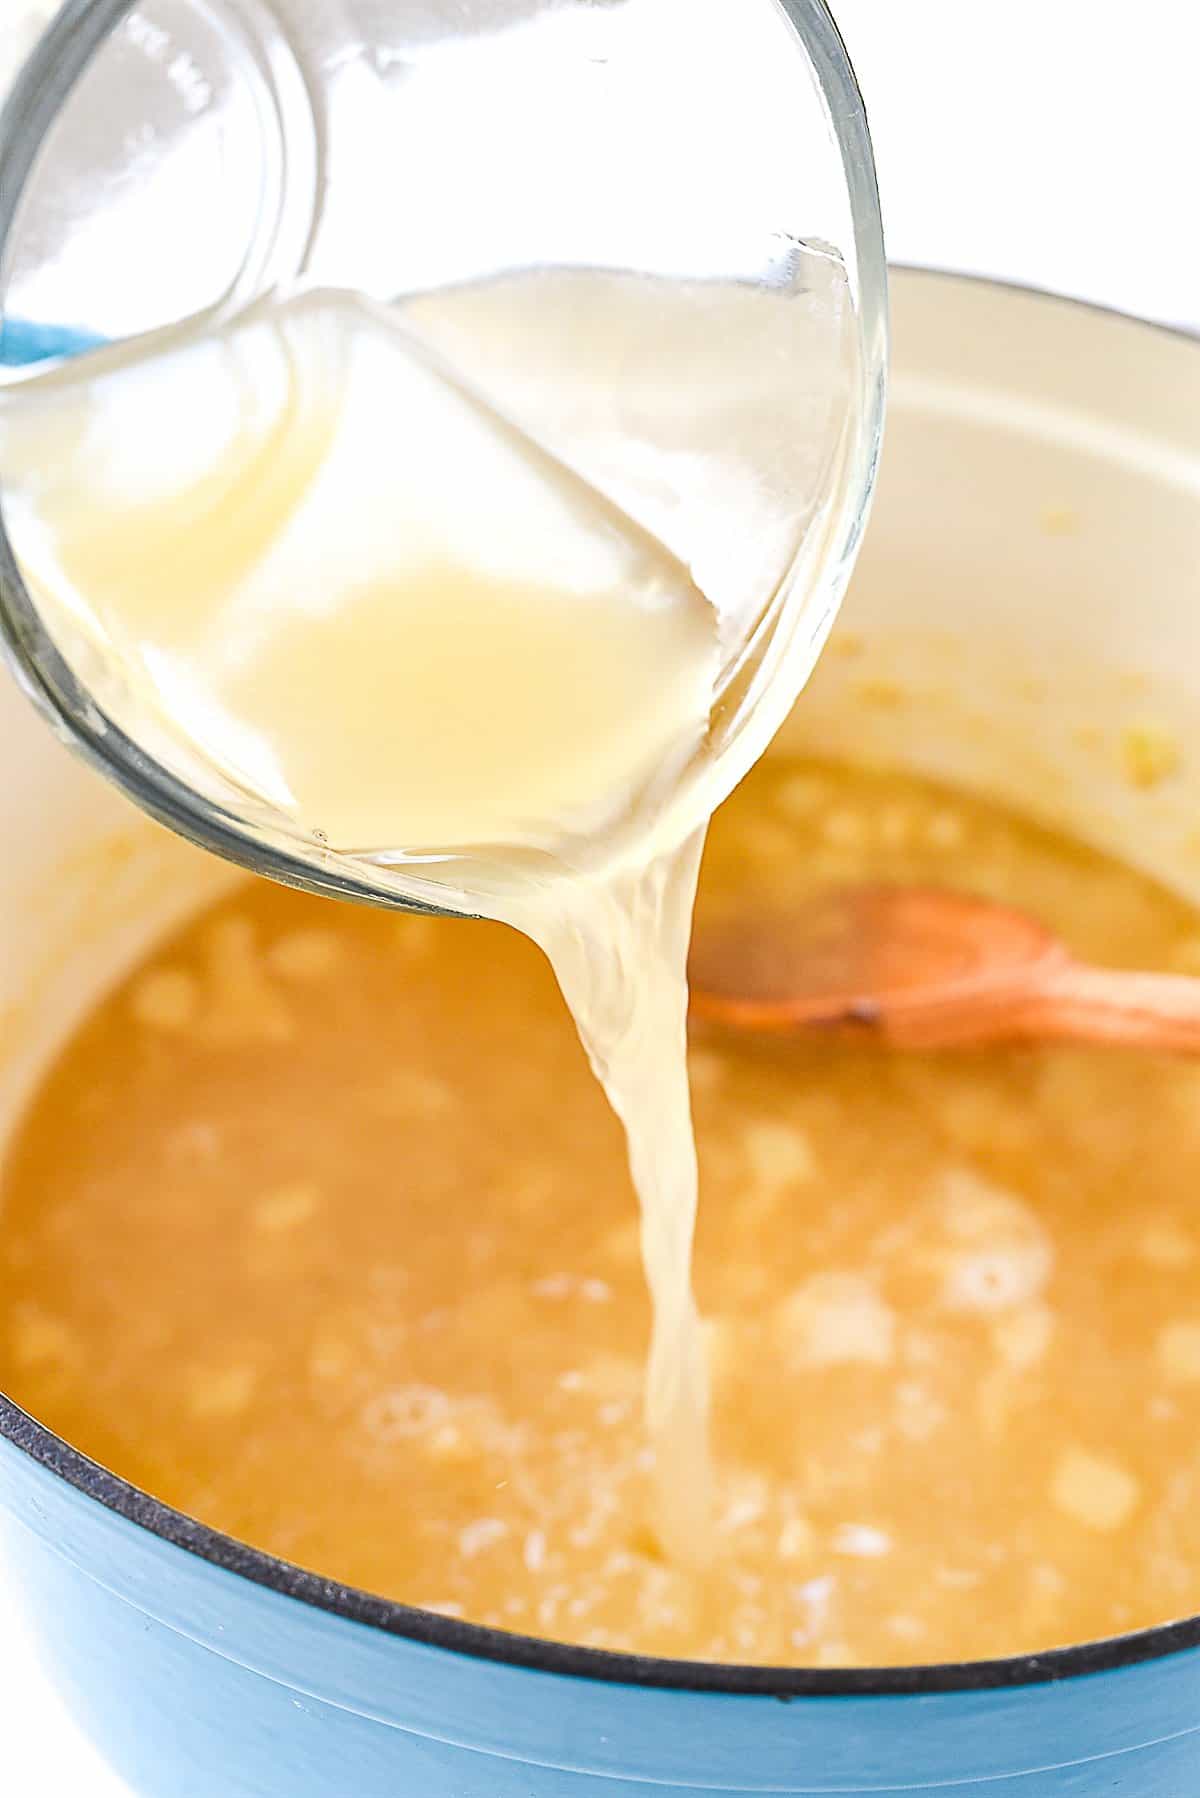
[[5, 757, 1200, 1665]]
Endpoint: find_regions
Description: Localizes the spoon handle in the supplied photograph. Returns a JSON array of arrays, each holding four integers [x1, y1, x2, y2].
[[1019, 961, 1200, 1052]]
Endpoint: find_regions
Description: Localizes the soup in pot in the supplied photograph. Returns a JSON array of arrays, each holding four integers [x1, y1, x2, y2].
[[4, 755, 1200, 1665]]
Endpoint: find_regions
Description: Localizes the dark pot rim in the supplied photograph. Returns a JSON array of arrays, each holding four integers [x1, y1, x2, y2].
[[3, 264, 1200, 1698]]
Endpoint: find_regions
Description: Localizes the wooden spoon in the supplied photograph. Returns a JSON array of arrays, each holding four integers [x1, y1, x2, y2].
[[690, 885, 1200, 1051]]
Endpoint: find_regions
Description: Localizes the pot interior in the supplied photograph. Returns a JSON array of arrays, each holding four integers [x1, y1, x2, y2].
[[0, 269, 1198, 1666]]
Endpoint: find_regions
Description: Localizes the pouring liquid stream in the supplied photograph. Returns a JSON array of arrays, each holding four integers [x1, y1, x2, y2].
[[0, 268, 858, 1564]]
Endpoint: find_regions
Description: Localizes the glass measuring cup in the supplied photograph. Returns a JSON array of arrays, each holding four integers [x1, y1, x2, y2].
[[0, 0, 886, 917]]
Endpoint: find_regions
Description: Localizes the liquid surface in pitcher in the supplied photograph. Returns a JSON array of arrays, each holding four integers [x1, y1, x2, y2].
[[6, 755, 1200, 1666], [2, 288, 723, 864], [0, 264, 861, 1560]]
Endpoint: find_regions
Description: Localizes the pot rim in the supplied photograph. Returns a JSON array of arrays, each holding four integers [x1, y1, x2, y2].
[[3, 264, 1200, 1701]]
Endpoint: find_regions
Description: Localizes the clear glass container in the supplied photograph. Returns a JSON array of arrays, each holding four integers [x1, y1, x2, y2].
[[0, 0, 886, 913]]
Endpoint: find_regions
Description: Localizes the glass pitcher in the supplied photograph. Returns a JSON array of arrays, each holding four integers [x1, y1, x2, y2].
[[0, 0, 887, 914]]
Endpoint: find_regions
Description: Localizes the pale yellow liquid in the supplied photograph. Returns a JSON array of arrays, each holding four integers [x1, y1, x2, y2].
[[1, 292, 720, 868], [1, 270, 859, 1561]]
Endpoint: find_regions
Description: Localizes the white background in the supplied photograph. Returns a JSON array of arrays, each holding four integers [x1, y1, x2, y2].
[[0, 1, 1197, 1792]]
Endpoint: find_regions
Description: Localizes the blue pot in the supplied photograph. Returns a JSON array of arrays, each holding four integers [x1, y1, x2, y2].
[[3, 1407, 1200, 1796], [2, 270, 1200, 1793]]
